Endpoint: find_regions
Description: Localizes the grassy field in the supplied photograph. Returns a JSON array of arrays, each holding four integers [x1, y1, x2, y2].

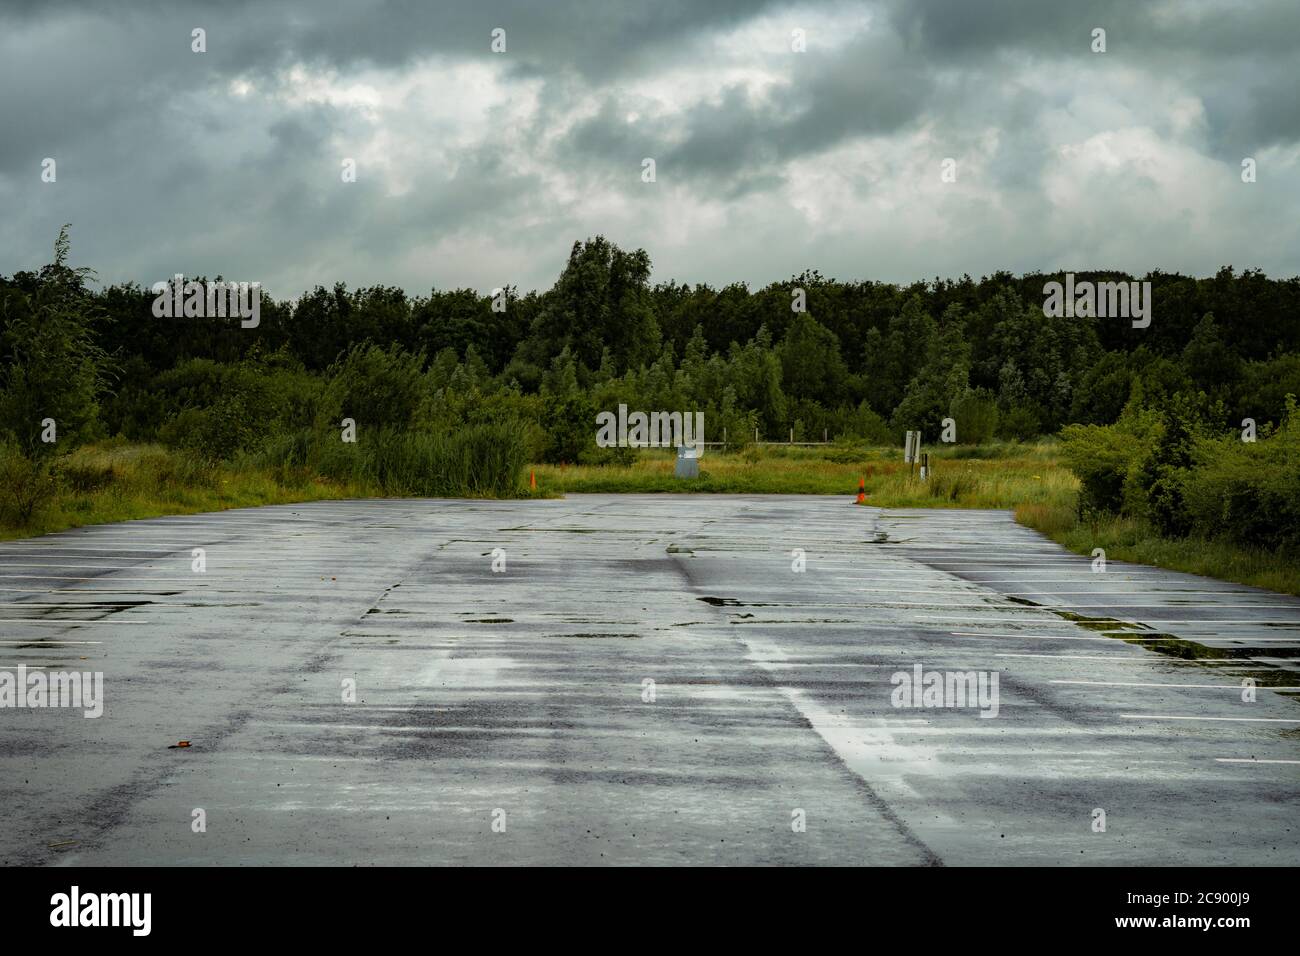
[[1015, 502, 1300, 597], [1, 443, 380, 541], [536, 441, 1300, 596], [533, 441, 1070, 505], [3, 439, 1296, 597]]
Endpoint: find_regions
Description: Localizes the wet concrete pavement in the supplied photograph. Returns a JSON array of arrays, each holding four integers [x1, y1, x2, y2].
[[0, 495, 1296, 865]]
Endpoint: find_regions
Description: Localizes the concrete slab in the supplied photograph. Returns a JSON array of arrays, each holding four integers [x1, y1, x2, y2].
[[0, 496, 1295, 865]]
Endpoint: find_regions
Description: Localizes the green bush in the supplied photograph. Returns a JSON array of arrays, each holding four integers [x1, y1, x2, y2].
[[997, 404, 1040, 441], [1182, 402, 1300, 553], [0, 227, 112, 459], [949, 388, 999, 445], [540, 392, 595, 464], [152, 352, 320, 461], [828, 401, 894, 445], [0, 445, 58, 524], [322, 343, 427, 430], [1058, 420, 1150, 516], [160, 392, 264, 461], [1134, 393, 1216, 538], [1060, 394, 1300, 553]]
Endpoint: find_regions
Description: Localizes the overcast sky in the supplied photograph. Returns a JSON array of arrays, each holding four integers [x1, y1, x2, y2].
[[2, 0, 1298, 298]]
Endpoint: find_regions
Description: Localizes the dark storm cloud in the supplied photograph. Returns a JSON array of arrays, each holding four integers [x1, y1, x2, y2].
[[1, 0, 791, 79], [562, 26, 934, 195], [887, 0, 1115, 58], [1, 0, 1299, 294], [886, 0, 1300, 58], [885, 0, 1300, 152]]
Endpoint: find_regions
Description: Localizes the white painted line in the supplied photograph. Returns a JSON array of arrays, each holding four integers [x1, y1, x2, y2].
[[0, 619, 155, 625], [954, 631, 1149, 642], [854, 588, 1252, 596], [0, 544, 376, 552], [0, 573, 379, 581], [889, 567, 1154, 573], [1120, 714, 1300, 723], [0, 565, 375, 572], [0, 640, 102, 645], [0, 575, 154, 580], [949, 632, 1116, 642], [0, 587, 375, 594], [1214, 758, 1300, 765], [966, 604, 1299, 610], [0, 547, 186, 554], [852, 588, 1009, 595], [921, 616, 1300, 626], [994, 653, 1209, 664], [955, 630, 1300, 643], [0, 566, 160, 572], [1051, 680, 1300, 690]]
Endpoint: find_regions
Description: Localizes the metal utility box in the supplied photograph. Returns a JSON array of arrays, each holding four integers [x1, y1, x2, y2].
[[675, 444, 701, 478]]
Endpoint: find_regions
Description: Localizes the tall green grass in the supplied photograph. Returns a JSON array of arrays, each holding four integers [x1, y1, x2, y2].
[[0, 422, 531, 540], [255, 422, 529, 497], [0, 441, 349, 540], [1016, 500, 1300, 597], [533, 443, 1073, 506]]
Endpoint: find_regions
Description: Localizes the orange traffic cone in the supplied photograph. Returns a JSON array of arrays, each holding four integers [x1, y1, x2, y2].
[[529, 470, 537, 490], [855, 477, 866, 504]]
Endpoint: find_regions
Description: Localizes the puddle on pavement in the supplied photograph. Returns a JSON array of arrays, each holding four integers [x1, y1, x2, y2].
[[1051, 609, 1300, 690], [548, 632, 640, 640], [500, 526, 600, 533]]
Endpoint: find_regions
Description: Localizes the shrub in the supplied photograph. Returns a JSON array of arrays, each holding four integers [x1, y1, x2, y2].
[[153, 353, 320, 461], [949, 388, 999, 445], [540, 392, 594, 464], [1134, 393, 1211, 538], [160, 392, 264, 462], [0, 227, 112, 459], [997, 404, 1040, 441], [1058, 421, 1149, 516], [1182, 400, 1300, 553], [322, 343, 427, 430], [0, 446, 58, 525]]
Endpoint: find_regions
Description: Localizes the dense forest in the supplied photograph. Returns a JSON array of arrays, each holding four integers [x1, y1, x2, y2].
[[6, 232, 1300, 448], [2, 229, 1298, 550]]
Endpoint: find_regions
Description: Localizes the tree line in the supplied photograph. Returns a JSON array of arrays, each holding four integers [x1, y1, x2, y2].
[[2, 230, 1298, 469]]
